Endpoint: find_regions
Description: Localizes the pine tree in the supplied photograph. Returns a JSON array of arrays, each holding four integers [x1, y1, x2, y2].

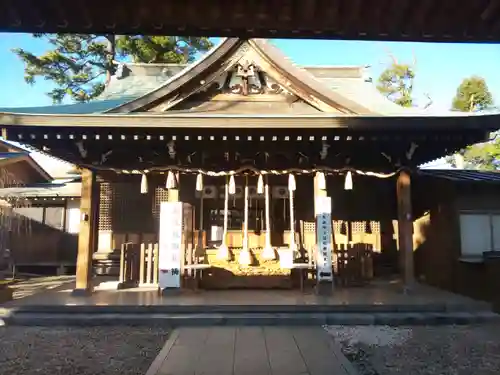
[[449, 77, 497, 170], [451, 76, 493, 112], [376, 62, 415, 107], [116, 36, 212, 64], [12, 35, 213, 104]]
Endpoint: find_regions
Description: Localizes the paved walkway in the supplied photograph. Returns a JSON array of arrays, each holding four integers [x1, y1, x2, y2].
[[146, 326, 357, 375]]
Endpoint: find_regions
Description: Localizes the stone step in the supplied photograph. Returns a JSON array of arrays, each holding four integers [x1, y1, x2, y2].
[[1, 311, 499, 327], [0, 302, 490, 314]]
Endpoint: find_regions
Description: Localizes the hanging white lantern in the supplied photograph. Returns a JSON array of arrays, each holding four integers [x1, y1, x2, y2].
[[140, 173, 148, 194], [317, 171, 326, 191], [195, 173, 203, 192], [229, 175, 236, 195], [344, 171, 353, 190], [288, 174, 296, 192], [257, 174, 264, 195]]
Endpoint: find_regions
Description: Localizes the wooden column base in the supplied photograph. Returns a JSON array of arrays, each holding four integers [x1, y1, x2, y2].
[[315, 281, 334, 296], [160, 288, 183, 296], [71, 287, 94, 297], [0, 286, 13, 303]]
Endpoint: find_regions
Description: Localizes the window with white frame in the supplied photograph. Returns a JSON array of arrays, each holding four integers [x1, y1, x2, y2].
[[459, 212, 500, 257]]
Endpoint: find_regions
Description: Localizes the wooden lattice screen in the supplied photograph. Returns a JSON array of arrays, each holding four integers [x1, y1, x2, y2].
[[98, 182, 113, 231], [303, 220, 381, 235], [98, 181, 157, 233], [153, 187, 169, 220]]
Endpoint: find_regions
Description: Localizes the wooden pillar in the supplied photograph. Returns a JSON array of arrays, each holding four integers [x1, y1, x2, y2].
[[168, 189, 179, 202], [396, 169, 415, 290], [313, 173, 327, 213], [168, 172, 180, 202], [73, 169, 98, 296]]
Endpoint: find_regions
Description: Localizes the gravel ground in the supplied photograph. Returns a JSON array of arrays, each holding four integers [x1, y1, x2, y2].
[[0, 327, 169, 375], [326, 324, 500, 375]]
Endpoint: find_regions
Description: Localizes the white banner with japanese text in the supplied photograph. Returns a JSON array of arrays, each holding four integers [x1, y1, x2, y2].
[[158, 201, 183, 289], [315, 196, 333, 282]]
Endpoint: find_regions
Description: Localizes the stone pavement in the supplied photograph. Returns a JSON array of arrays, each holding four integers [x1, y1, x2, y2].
[[145, 326, 357, 375]]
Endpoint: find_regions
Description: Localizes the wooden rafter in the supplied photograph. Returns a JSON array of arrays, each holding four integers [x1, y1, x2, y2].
[[5, 123, 488, 173], [2, 0, 500, 42]]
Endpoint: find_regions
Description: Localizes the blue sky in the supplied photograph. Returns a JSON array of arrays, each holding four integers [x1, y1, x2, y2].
[[1, 33, 500, 111]]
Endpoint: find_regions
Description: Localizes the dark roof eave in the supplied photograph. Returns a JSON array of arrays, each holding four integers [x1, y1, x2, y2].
[[0, 113, 499, 132], [419, 169, 500, 183]]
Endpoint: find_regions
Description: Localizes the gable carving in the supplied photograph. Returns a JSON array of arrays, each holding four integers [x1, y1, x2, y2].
[[110, 38, 372, 114], [202, 60, 289, 98], [147, 40, 348, 113], [228, 60, 284, 95]]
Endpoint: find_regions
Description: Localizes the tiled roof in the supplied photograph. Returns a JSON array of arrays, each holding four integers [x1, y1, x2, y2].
[[99, 63, 185, 101], [0, 181, 82, 198], [0, 98, 134, 115], [0, 64, 185, 115], [1, 139, 77, 179], [419, 169, 500, 183], [305, 69, 458, 116], [312, 76, 412, 115]]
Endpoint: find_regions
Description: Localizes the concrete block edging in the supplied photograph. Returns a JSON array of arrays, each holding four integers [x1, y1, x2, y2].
[[145, 329, 179, 375], [322, 325, 360, 375]]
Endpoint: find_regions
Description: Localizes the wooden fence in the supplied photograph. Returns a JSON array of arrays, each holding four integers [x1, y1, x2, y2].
[[118, 242, 159, 287], [335, 244, 374, 286], [117, 240, 374, 289]]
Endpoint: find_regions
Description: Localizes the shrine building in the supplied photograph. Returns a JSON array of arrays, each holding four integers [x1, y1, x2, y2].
[[0, 38, 498, 295]]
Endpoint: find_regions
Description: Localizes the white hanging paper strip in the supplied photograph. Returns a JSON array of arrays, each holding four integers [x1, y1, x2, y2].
[[288, 174, 296, 191], [317, 172, 326, 190], [140, 173, 148, 194], [344, 171, 353, 190], [257, 174, 264, 194], [229, 175, 236, 195], [166, 171, 177, 189], [195, 173, 203, 191]]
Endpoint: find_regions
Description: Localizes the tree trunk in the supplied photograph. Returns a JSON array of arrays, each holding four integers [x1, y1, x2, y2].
[[104, 34, 116, 86]]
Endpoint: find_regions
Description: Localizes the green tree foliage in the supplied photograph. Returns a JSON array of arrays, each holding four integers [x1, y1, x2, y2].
[[116, 36, 212, 64], [449, 76, 498, 170], [457, 133, 500, 171], [451, 76, 493, 112], [12, 35, 213, 104], [377, 63, 415, 107]]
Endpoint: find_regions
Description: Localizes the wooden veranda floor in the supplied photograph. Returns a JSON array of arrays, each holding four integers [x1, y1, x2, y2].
[[1, 277, 491, 313]]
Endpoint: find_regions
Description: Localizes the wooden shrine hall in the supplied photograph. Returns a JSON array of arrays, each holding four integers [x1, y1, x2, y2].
[[0, 38, 498, 295]]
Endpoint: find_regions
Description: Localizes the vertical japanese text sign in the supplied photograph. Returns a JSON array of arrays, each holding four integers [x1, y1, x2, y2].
[[315, 196, 333, 282], [159, 202, 183, 289]]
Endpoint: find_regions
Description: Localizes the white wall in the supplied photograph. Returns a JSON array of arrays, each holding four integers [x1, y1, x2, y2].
[[65, 199, 81, 234]]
